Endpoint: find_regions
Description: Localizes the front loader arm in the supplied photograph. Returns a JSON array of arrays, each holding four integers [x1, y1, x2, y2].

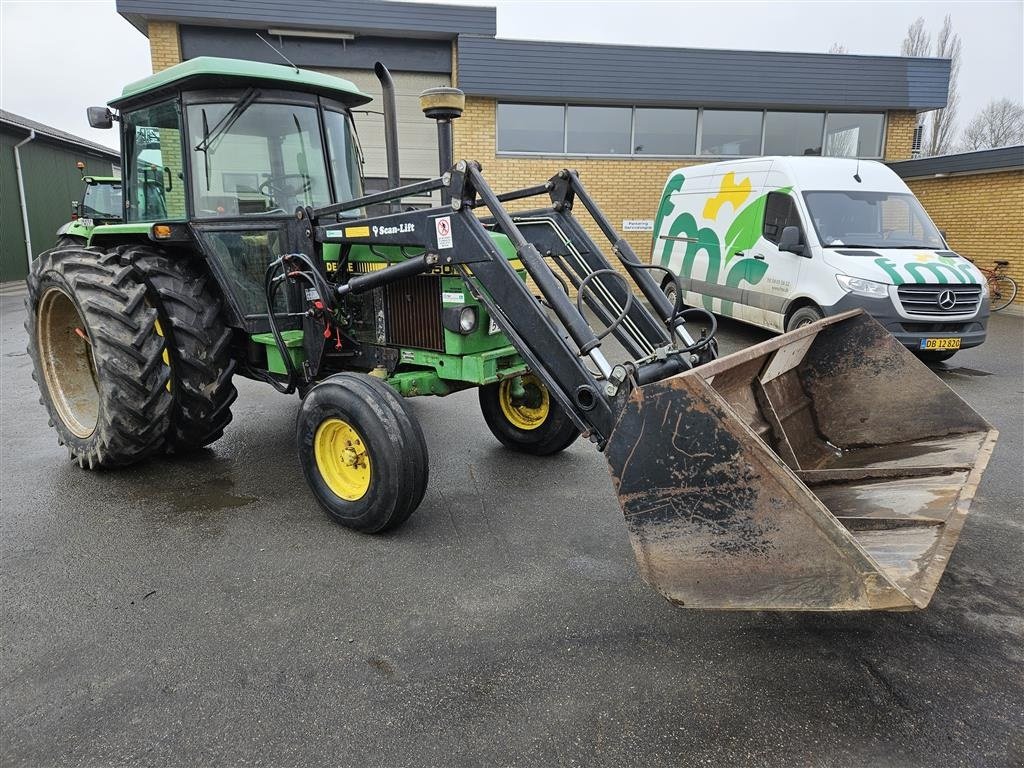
[[300, 162, 709, 446]]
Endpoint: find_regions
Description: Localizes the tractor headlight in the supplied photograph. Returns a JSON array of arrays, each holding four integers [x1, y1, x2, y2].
[[442, 305, 478, 335], [836, 274, 889, 298]]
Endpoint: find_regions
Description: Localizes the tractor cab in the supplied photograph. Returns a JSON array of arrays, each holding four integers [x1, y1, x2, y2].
[[88, 57, 370, 324]]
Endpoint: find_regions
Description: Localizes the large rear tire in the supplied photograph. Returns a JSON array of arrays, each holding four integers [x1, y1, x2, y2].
[[122, 246, 237, 451], [26, 247, 173, 468], [297, 373, 429, 533], [478, 373, 579, 456], [55, 235, 86, 249]]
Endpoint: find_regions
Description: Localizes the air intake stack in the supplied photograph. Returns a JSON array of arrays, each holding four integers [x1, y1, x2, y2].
[[420, 86, 465, 203]]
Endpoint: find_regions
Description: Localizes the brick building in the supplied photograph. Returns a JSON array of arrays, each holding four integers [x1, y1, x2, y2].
[[116, 0, 954, 284]]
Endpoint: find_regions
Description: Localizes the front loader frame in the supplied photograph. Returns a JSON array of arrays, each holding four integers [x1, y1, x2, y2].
[[291, 161, 715, 448]]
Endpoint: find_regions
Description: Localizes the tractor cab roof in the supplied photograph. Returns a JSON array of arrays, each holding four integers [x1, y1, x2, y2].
[[110, 56, 372, 109]]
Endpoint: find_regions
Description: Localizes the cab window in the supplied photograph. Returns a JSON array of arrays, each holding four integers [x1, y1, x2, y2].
[[762, 191, 804, 245], [122, 101, 186, 222]]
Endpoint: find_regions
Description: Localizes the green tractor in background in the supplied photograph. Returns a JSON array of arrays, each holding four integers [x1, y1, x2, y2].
[[56, 162, 123, 247]]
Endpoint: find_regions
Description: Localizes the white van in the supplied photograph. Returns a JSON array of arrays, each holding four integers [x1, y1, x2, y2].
[[650, 157, 988, 361]]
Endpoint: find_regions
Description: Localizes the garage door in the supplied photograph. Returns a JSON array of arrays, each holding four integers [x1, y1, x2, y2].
[[317, 68, 451, 203]]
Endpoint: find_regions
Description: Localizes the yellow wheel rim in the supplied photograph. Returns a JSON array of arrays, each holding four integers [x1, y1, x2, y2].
[[498, 374, 550, 431], [314, 418, 372, 501]]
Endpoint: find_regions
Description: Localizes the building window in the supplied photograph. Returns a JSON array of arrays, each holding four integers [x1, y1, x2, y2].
[[634, 108, 697, 155], [763, 112, 824, 156], [699, 110, 763, 156], [566, 106, 632, 154], [824, 113, 884, 158], [496, 103, 565, 153], [494, 102, 885, 159]]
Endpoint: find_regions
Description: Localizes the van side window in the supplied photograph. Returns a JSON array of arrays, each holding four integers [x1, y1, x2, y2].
[[762, 192, 804, 245]]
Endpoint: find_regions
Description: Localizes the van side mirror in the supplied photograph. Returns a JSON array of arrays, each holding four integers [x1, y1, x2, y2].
[[87, 107, 113, 129], [779, 226, 806, 256]]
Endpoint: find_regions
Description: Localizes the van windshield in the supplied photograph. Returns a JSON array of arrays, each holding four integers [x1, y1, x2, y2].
[[803, 190, 945, 250]]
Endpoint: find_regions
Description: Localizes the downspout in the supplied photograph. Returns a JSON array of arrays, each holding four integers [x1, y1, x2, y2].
[[13, 130, 36, 272]]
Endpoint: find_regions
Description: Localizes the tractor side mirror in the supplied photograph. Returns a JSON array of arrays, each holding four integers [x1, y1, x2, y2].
[[87, 106, 113, 129], [779, 226, 806, 257]]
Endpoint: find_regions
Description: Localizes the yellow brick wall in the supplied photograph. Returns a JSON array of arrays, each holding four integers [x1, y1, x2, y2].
[[453, 98, 920, 294], [906, 170, 1024, 306], [454, 98, 697, 269], [884, 111, 918, 161], [148, 21, 182, 72]]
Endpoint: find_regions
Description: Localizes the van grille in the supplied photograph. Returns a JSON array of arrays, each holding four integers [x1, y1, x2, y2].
[[896, 284, 982, 316]]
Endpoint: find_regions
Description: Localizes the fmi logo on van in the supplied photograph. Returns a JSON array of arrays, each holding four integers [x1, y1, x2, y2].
[[372, 223, 415, 237]]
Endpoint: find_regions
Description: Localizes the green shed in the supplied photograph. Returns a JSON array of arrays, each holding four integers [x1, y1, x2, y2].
[[1, 110, 119, 282]]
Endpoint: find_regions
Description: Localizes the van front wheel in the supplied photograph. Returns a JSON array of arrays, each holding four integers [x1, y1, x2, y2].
[[786, 305, 823, 331]]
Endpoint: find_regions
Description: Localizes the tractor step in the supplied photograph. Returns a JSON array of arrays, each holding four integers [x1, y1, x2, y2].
[[606, 310, 996, 611]]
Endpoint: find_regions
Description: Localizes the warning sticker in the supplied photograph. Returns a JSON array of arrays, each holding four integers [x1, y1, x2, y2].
[[435, 216, 453, 249]]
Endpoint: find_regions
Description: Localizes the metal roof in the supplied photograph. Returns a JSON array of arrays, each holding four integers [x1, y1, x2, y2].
[[116, 0, 496, 39], [111, 56, 371, 108], [457, 36, 952, 111], [0, 110, 120, 160], [888, 145, 1024, 178]]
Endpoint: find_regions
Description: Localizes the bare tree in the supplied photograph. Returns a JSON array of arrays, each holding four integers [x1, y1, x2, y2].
[[960, 99, 1024, 150], [901, 17, 931, 57], [900, 15, 961, 155], [828, 43, 847, 54], [929, 15, 961, 155]]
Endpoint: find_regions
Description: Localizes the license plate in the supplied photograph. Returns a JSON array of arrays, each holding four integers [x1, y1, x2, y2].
[[920, 337, 961, 350], [488, 317, 501, 335]]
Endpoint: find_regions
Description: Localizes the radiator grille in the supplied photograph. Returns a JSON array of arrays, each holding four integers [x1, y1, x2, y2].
[[896, 283, 982, 316], [384, 275, 445, 352]]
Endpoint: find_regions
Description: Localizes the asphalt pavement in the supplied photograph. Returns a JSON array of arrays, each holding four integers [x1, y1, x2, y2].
[[2, 290, 1022, 768]]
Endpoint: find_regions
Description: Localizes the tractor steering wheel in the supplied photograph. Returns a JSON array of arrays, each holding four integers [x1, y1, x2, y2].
[[258, 174, 312, 199]]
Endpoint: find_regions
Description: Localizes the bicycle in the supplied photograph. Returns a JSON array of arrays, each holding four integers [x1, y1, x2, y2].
[[970, 259, 1018, 312]]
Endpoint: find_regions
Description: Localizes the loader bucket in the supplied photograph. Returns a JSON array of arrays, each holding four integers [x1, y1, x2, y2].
[[606, 310, 997, 611]]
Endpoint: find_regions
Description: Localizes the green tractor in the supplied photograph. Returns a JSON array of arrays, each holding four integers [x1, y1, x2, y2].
[[56, 169, 123, 247], [27, 57, 996, 611]]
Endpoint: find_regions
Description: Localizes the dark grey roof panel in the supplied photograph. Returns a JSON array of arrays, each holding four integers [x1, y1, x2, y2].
[[888, 146, 1024, 178], [0, 110, 120, 159], [180, 26, 452, 73], [457, 37, 951, 110], [117, 0, 495, 39]]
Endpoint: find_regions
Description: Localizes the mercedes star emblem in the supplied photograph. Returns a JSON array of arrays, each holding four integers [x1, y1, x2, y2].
[[937, 289, 957, 310]]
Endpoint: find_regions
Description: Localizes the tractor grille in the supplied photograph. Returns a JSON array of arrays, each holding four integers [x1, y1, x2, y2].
[[384, 275, 444, 352], [896, 283, 982, 316]]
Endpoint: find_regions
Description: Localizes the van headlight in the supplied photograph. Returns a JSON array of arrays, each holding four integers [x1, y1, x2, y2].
[[979, 279, 989, 298], [836, 274, 889, 298]]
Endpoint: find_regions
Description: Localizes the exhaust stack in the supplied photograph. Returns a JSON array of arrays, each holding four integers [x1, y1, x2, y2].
[[374, 62, 401, 212]]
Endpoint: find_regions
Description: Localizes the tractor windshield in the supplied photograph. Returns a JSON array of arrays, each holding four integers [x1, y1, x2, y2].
[[187, 101, 360, 219], [81, 180, 123, 220]]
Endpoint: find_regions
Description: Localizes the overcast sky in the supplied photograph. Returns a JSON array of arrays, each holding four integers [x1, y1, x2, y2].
[[1, 0, 1021, 152]]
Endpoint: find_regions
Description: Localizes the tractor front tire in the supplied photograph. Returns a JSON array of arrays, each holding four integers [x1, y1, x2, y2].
[[26, 247, 173, 468], [123, 246, 237, 451], [297, 373, 429, 533], [478, 373, 579, 456]]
